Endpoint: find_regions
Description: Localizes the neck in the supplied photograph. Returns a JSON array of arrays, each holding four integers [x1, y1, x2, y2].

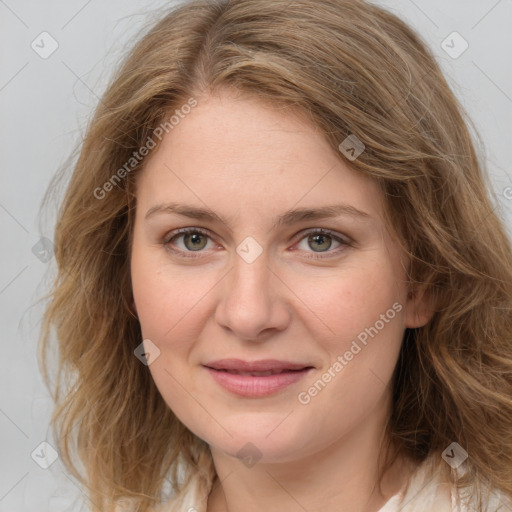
[[206, 397, 415, 512]]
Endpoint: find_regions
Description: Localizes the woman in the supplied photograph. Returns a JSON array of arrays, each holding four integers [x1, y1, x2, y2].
[[40, 0, 512, 511]]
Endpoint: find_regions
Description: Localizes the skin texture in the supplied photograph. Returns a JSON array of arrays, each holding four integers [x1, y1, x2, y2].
[[130, 88, 433, 512]]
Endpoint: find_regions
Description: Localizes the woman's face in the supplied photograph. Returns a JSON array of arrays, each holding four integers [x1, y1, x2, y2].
[[130, 88, 430, 464]]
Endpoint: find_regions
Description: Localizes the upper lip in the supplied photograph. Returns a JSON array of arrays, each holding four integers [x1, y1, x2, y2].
[[203, 359, 312, 372]]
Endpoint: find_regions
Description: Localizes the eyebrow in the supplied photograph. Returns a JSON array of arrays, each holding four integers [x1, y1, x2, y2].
[[144, 202, 371, 228]]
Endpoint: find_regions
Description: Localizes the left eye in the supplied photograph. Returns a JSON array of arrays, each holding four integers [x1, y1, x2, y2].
[[295, 230, 344, 254], [163, 228, 349, 258]]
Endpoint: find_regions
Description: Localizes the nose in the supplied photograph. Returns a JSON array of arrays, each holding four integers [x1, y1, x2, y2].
[[214, 248, 291, 342]]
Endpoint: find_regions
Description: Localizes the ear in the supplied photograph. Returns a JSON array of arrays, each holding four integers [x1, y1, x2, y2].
[[132, 298, 138, 317], [404, 284, 435, 328]]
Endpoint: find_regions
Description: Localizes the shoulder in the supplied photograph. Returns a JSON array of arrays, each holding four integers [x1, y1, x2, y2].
[[114, 473, 209, 512], [116, 454, 512, 512], [391, 454, 452, 512], [391, 452, 512, 512], [155, 472, 210, 512]]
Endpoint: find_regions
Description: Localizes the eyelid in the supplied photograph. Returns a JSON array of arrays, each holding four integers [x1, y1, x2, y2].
[[163, 226, 212, 243], [292, 227, 351, 245]]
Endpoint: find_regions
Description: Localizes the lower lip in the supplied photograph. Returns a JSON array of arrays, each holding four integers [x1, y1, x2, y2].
[[204, 367, 313, 397]]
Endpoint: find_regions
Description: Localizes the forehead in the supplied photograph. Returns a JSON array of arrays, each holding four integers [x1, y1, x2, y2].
[[135, 89, 385, 227]]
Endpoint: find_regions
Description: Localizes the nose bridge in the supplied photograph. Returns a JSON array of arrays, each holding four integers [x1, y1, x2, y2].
[[228, 244, 272, 308], [214, 240, 289, 340]]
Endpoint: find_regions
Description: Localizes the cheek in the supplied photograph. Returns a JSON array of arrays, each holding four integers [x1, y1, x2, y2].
[[131, 246, 214, 343], [130, 247, 213, 421], [292, 258, 405, 407], [291, 257, 405, 350]]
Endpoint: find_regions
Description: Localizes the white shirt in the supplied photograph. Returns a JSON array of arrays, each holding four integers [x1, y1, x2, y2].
[[116, 452, 511, 511]]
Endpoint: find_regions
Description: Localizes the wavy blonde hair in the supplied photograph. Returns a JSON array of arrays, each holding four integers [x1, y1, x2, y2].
[[40, 0, 512, 510]]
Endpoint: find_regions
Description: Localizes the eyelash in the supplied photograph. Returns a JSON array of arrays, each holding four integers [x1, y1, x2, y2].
[[162, 227, 351, 260]]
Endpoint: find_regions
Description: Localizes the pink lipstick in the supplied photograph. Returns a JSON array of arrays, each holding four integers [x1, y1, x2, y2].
[[203, 359, 314, 397]]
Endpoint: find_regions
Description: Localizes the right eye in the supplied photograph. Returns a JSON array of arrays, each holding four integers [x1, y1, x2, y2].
[[163, 227, 217, 258]]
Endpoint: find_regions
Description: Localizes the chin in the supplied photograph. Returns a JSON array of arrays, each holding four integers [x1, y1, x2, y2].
[[200, 415, 312, 464]]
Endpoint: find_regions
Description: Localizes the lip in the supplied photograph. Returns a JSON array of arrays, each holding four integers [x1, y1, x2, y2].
[[203, 359, 314, 397]]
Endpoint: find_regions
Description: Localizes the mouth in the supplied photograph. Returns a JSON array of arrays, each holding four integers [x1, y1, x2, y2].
[[213, 368, 306, 376], [202, 359, 314, 397]]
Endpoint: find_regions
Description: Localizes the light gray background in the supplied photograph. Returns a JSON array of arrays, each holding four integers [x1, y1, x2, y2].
[[1, 0, 511, 510]]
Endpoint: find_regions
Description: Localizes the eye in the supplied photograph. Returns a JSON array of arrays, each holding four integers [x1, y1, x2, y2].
[[163, 228, 216, 258], [293, 229, 350, 259], [162, 227, 351, 259]]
